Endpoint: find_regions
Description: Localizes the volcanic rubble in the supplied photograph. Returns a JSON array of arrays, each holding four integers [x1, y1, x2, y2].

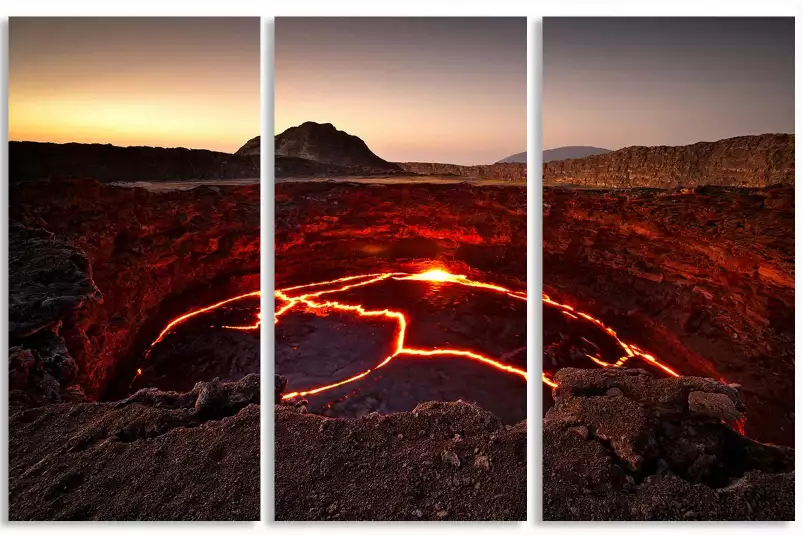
[[543, 367, 794, 521], [274, 375, 526, 521], [9, 375, 260, 520]]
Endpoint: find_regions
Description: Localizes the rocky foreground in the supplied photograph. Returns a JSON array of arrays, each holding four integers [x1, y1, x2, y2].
[[274, 376, 526, 521], [544, 368, 794, 521], [9, 375, 260, 521]]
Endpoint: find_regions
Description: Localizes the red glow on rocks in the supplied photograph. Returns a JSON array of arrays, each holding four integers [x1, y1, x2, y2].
[[542, 292, 682, 381], [144, 290, 261, 361]]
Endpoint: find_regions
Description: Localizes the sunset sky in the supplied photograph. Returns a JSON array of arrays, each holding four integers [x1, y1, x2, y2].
[[10, 17, 259, 153], [275, 17, 527, 165], [544, 17, 794, 151]]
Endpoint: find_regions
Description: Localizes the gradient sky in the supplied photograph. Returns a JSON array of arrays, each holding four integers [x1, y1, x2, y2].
[[544, 17, 794, 151], [275, 17, 526, 165], [10, 17, 259, 153]]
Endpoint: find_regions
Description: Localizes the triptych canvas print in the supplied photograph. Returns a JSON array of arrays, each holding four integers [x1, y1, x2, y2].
[[5, 15, 795, 523]]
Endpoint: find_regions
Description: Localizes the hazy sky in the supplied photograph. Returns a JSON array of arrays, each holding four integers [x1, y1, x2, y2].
[[10, 17, 259, 153], [275, 17, 526, 165], [543, 17, 794, 150]]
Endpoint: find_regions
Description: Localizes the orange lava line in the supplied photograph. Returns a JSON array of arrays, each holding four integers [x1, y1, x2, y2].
[[222, 312, 262, 331], [277, 269, 528, 400], [146, 290, 261, 356], [542, 373, 558, 388], [543, 292, 682, 382], [142, 271, 688, 401]]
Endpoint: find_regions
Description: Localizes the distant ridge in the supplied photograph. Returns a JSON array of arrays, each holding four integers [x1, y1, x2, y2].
[[543, 146, 611, 163], [9, 141, 259, 184], [543, 134, 794, 188], [274, 122, 526, 181], [496, 152, 526, 164]]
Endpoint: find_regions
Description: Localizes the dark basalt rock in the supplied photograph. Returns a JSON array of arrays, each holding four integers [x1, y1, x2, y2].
[[543, 368, 794, 521], [9, 221, 101, 339], [276, 122, 401, 172], [8, 222, 101, 405], [8, 374, 260, 521]]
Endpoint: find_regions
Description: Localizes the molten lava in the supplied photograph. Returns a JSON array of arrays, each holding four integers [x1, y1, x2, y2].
[[275, 269, 527, 400], [144, 290, 261, 359], [274, 269, 686, 400], [542, 292, 684, 385], [141, 269, 695, 402]]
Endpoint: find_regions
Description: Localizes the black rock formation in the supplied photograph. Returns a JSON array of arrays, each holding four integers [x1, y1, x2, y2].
[[275, 122, 401, 171]]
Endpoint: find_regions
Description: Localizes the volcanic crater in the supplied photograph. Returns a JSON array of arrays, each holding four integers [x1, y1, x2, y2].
[[10, 178, 261, 403], [275, 181, 528, 422]]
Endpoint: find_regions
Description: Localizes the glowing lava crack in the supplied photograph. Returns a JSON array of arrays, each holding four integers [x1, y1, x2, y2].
[[273, 269, 528, 400], [141, 269, 688, 398]]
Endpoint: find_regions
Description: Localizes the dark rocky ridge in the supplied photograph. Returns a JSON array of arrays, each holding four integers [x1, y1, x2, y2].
[[544, 185, 794, 446], [10, 179, 260, 399], [275, 155, 405, 179], [9, 374, 259, 521], [544, 134, 794, 188], [9, 141, 259, 184], [276, 122, 401, 171], [274, 122, 526, 181], [543, 368, 794, 521]]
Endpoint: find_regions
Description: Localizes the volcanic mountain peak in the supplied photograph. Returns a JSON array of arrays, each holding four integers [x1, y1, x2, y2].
[[275, 122, 401, 171], [235, 136, 260, 156]]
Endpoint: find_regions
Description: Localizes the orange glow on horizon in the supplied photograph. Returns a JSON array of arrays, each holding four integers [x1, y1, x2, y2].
[[9, 18, 259, 153]]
